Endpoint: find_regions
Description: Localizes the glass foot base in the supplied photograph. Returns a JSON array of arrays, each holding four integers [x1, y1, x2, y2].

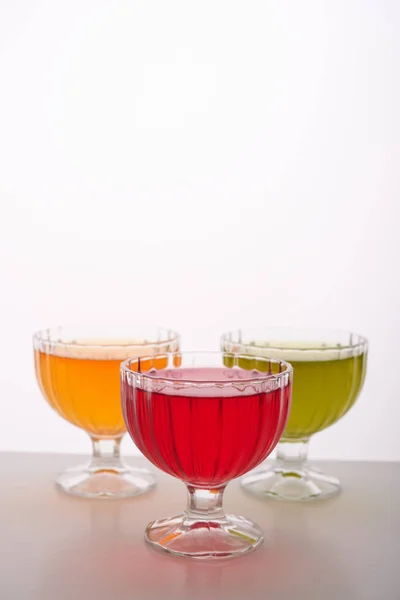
[[56, 462, 156, 499], [145, 513, 263, 559], [241, 463, 341, 501]]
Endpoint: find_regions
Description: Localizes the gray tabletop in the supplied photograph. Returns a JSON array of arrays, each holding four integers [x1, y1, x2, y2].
[[1, 453, 398, 600]]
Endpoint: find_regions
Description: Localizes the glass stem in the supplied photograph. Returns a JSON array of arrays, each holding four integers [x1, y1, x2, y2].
[[90, 436, 124, 472], [276, 438, 310, 469], [185, 485, 226, 521]]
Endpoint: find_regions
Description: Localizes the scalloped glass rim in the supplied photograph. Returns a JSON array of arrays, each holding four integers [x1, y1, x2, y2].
[[221, 328, 368, 362], [121, 351, 293, 387]]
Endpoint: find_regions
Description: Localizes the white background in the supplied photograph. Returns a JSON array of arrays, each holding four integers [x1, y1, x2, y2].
[[0, 0, 398, 460]]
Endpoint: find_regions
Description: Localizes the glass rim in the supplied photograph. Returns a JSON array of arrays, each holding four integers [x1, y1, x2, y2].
[[221, 327, 368, 354], [121, 350, 293, 385], [33, 325, 180, 349]]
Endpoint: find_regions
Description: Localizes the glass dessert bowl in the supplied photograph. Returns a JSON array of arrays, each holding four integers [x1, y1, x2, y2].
[[121, 351, 292, 559], [34, 326, 179, 499], [221, 328, 368, 501]]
